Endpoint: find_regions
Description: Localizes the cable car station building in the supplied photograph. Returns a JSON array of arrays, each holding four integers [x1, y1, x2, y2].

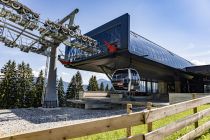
[[60, 14, 210, 100]]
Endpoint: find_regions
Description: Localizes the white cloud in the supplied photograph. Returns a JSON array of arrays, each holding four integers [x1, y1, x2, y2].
[[191, 60, 207, 66], [32, 66, 46, 77], [39, 66, 46, 71], [32, 70, 40, 77]]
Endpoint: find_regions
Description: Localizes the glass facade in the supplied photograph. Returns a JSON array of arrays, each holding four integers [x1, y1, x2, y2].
[[90, 24, 122, 53], [139, 80, 158, 94], [129, 31, 194, 69], [139, 80, 146, 92], [147, 81, 152, 93], [204, 85, 210, 93], [152, 82, 158, 93]]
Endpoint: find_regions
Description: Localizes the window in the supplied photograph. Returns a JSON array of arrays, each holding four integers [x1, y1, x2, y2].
[[140, 80, 146, 92], [112, 69, 128, 81], [147, 81, 152, 93], [204, 85, 210, 93], [152, 82, 158, 93]]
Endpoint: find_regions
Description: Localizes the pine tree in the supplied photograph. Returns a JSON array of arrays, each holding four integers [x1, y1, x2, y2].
[[75, 71, 83, 99], [17, 62, 35, 108], [58, 77, 65, 107], [87, 75, 98, 91], [34, 70, 44, 107], [66, 71, 84, 101], [17, 62, 26, 107], [0, 61, 37, 109], [87, 76, 93, 91], [25, 63, 35, 107], [0, 60, 18, 108], [105, 84, 109, 91], [100, 82, 104, 91], [92, 76, 98, 91], [66, 76, 76, 100]]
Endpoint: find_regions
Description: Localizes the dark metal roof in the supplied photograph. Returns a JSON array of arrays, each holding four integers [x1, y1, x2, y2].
[[129, 31, 194, 69], [186, 65, 210, 76]]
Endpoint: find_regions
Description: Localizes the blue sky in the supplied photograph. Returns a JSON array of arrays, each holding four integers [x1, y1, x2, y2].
[[0, 0, 209, 84]]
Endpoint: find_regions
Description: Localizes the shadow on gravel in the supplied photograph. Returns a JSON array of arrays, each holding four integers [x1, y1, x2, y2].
[[0, 107, 127, 124]]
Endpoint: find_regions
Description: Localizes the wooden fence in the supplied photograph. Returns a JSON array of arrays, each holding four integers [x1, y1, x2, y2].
[[1, 93, 210, 140]]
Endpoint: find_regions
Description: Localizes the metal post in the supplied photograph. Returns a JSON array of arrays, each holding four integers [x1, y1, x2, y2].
[[43, 46, 58, 108], [126, 104, 132, 138]]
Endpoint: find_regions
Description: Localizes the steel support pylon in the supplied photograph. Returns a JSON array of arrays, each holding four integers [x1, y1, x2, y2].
[[43, 46, 58, 108]]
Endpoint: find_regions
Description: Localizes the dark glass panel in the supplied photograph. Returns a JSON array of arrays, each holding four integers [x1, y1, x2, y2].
[[129, 31, 193, 69]]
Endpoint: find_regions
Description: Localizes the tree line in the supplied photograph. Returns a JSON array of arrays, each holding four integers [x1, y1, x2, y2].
[[87, 75, 109, 91], [0, 60, 110, 109], [59, 72, 110, 107], [0, 60, 44, 108]]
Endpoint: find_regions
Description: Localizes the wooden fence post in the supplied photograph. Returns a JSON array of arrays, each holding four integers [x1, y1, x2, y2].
[[192, 93, 199, 128], [147, 102, 153, 132], [126, 104, 132, 138]]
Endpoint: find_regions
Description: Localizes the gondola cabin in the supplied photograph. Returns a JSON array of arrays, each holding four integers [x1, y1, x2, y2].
[[111, 68, 140, 92]]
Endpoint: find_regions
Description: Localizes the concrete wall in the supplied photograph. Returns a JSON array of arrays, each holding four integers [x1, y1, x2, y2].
[[83, 92, 108, 98], [169, 93, 210, 104]]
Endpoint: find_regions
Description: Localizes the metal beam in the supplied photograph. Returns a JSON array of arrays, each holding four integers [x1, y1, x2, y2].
[[99, 65, 112, 80], [58, 8, 79, 25]]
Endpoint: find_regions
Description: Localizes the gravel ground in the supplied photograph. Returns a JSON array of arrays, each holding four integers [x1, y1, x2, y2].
[[0, 107, 128, 137]]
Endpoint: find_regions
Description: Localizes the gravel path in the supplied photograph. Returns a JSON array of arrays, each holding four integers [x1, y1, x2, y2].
[[0, 107, 127, 137]]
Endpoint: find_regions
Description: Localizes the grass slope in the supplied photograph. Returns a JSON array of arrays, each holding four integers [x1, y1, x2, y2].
[[72, 104, 210, 140]]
